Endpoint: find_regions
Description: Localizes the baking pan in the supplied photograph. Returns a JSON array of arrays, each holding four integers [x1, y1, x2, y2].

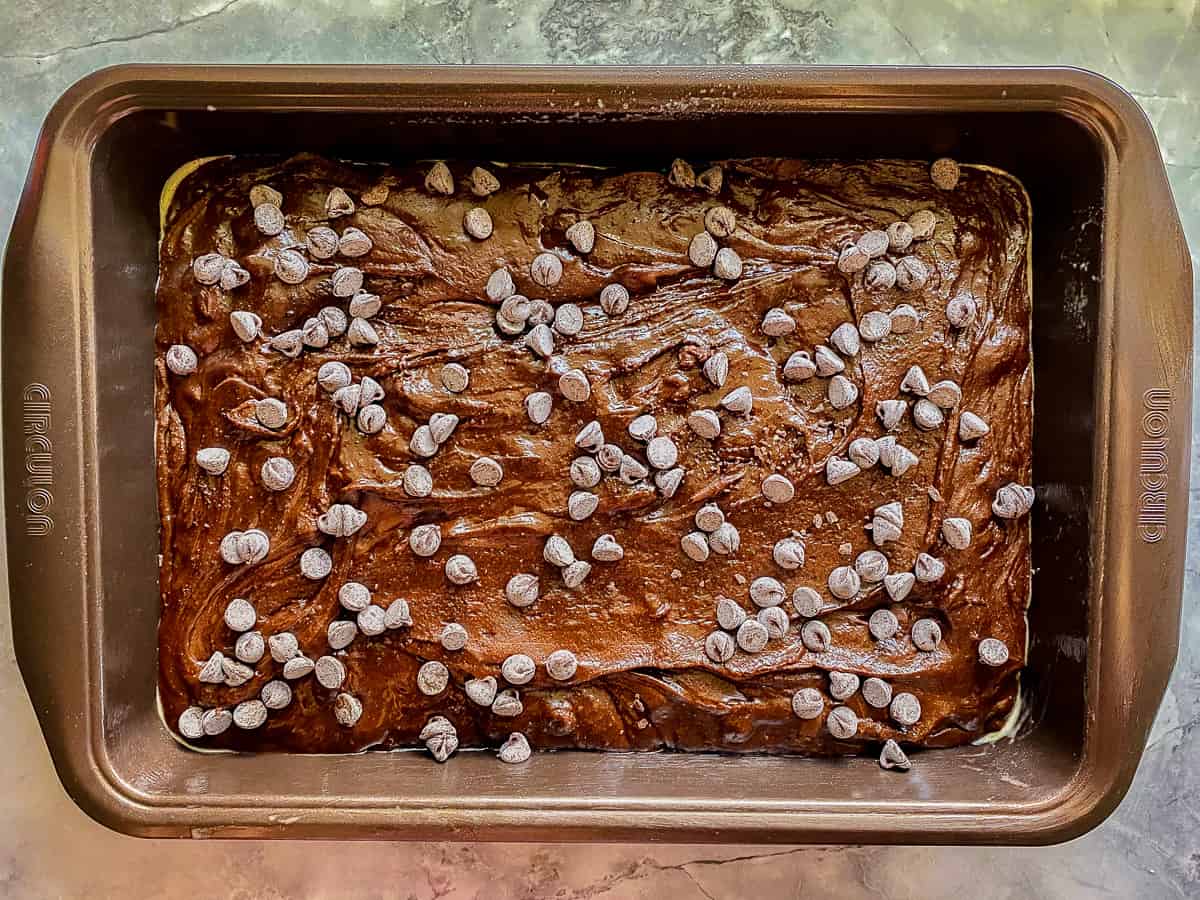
[[3, 65, 1191, 843]]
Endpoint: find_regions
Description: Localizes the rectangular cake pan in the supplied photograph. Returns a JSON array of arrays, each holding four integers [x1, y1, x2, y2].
[[3, 65, 1191, 844]]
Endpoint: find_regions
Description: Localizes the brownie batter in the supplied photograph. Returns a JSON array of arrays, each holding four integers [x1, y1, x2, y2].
[[156, 154, 1032, 756]]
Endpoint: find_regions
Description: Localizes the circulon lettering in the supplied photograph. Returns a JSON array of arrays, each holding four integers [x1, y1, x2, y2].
[[22, 383, 53, 536], [1137, 388, 1170, 544]]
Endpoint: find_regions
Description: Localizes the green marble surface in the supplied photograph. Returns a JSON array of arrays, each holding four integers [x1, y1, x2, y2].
[[0, 2, 1196, 897]]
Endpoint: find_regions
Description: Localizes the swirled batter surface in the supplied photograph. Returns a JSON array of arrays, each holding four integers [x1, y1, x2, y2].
[[157, 154, 1031, 755]]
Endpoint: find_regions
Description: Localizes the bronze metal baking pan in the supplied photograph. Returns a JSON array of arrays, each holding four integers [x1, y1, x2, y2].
[[3, 65, 1191, 843]]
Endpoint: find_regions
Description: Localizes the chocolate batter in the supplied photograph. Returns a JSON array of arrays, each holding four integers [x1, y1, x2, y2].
[[156, 154, 1032, 756]]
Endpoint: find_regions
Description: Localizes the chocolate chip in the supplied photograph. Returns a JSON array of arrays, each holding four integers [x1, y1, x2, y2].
[[908, 208, 937, 239], [559, 369, 591, 402], [254, 202, 285, 236], [879, 739, 911, 770], [828, 374, 859, 410], [315, 655, 347, 689], [417, 661, 449, 695], [864, 260, 897, 291], [825, 456, 861, 486], [681, 532, 711, 562], [268, 632, 300, 663], [946, 294, 977, 328], [420, 716, 457, 760], [792, 688, 825, 719], [887, 571, 915, 605], [468, 166, 500, 197], [914, 552, 945, 583], [192, 253, 225, 284], [783, 351, 817, 382], [827, 706, 858, 739], [249, 184, 283, 208], [591, 534, 624, 562], [715, 597, 747, 631], [827, 565, 860, 600], [285, 654, 318, 677], [713, 247, 742, 280], [440, 623, 468, 651], [856, 231, 889, 259], [384, 599, 412, 629], [325, 187, 355, 218], [862, 677, 893, 709], [274, 249, 309, 284], [703, 351, 729, 387], [486, 268, 515, 302], [335, 693, 363, 727], [261, 680, 293, 710], [668, 158, 696, 188], [502, 654, 536, 685], [859, 310, 893, 342], [761, 307, 796, 336], [464, 207, 494, 239], [492, 689, 523, 717], [978, 637, 1010, 666], [697, 165, 723, 194], [441, 363, 470, 394], [749, 576, 786, 608], [233, 700, 268, 730], [736, 618, 769, 653], [202, 708, 233, 735], [801, 619, 832, 652], [720, 386, 753, 415], [465, 676, 498, 707], [546, 649, 578, 681], [770, 538, 805, 572], [226, 600, 260, 633], [196, 447, 230, 475], [814, 345, 844, 376], [561, 560, 592, 589], [687, 409, 721, 439], [855, 551, 889, 584], [757, 606, 790, 639], [848, 438, 880, 470], [165, 344, 198, 376], [553, 303, 584, 336], [829, 671, 860, 701], [894, 257, 929, 292], [688, 231, 718, 267], [911, 618, 942, 651], [530, 252, 563, 287], [871, 501, 903, 546], [705, 630, 736, 663], [791, 586, 823, 618], [868, 608, 900, 640], [992, 483, 1034, 519], [655, 467, 685, 498], [409, 523, 442, 557], [959, 410, 990, 441], [707, 522, 741, 555], [498, 732, 532, 764], [566, 220, 595, 253], [444, 554, 478, 585], [568, 490, 600, 521], [930, 157, 961, 190], [704, 205, 736, 237], [599, 283, 630, 316], [887, 221, 914, 252], [838, 243, 870, 273], [942, 517, 972, 549], [890, 692, 922, 726]]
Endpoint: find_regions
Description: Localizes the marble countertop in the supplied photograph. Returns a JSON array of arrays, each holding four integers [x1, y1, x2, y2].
[[1, 2, 1196, 897]]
